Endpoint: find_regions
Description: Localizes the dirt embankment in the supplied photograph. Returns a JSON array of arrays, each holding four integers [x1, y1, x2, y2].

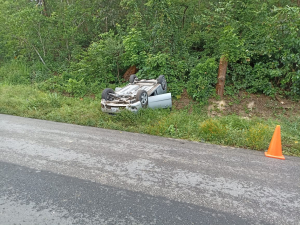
[[173, 90, 300, 118]]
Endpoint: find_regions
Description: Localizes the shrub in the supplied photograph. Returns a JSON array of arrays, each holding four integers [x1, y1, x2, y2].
[[245, 123, 271, 150], [187, 58, 218, 103], [70, 31, 124, 86], [64, 78, 87, 98], [199, 118, 227, 141]]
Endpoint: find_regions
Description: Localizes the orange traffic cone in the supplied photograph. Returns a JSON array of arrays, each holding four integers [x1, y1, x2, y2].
[[265, 125, 285, 160]]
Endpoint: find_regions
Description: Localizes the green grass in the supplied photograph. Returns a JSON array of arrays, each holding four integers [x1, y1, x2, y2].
[[0, 60, 31, 85], [0, 84, 299, 157]]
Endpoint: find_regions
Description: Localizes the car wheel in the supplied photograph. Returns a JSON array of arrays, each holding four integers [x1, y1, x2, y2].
[[136, 90, 148, 108], [102, 88, 115, 101], [157, 75, 167, 90], [129, 74, 137, 83]]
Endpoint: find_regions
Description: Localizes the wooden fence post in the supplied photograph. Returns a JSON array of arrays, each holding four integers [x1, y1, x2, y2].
[[216, 55, 228, 97]]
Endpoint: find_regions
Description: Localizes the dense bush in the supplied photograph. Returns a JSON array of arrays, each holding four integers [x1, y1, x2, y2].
[[187, 58, 218, 102]]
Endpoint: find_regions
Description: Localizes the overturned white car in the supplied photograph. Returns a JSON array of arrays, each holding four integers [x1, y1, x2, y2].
[[101, 75, 172, 113]]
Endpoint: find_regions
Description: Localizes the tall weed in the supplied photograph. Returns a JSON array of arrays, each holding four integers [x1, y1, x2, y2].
[[0, 61, 30, 84]]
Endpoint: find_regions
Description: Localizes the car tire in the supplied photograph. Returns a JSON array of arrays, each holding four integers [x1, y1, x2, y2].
[[157, 75, 167, 90], [136, 90, 148, 108], [129, 74, 137, 83], [101, 88, 115, 101]]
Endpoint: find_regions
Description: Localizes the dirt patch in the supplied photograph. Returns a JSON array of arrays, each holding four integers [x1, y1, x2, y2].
[[174, 90, 300, 118], [173, 89, 193, 111], [208, 100, 226, 117], [217, 92, 300, 118]]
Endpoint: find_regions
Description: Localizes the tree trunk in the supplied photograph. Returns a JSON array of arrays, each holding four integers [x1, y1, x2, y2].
[[182, 6, 188, 28], [216, 55, 228, 97]]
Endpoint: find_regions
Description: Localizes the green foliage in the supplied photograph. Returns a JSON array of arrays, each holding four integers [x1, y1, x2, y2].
[[122, 28, 147, 67], [197, 1, 300, 98], [37, 75, 65, 93], [187, 58, 218, 102], [0, 60, 31, 85], [218, 26, 245, 62], [245, 123, 271, 150], [199, 119, 227, 141], [1, 0, 300, 101], [72, 31, 123, 84], [0, 0, 125, 68], [27, 93, 62, 111], [65, 78, 87, 98]]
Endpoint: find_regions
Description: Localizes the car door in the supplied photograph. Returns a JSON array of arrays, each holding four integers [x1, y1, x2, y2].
[[148, 93, 172, 109]]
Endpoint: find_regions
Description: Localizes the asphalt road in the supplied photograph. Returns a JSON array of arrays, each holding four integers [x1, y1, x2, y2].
[[0, 114, 300, 225]]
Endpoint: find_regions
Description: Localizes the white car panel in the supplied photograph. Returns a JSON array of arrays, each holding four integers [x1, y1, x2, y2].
[[148, 93, 172, 109]]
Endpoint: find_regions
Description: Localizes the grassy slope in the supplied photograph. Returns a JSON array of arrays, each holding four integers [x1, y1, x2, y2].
[[1, 84, 299, 157]]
